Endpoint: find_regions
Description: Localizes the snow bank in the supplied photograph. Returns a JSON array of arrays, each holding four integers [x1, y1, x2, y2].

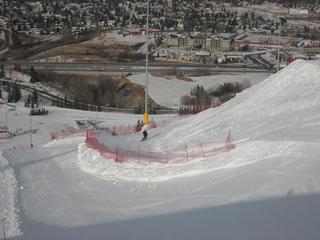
[[80, 60, 320, 182], [0, 153, 22, 239]]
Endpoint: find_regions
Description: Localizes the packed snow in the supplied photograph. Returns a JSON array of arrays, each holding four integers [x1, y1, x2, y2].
[[1, 60, 320, 239], [0, 154, 21, 239]]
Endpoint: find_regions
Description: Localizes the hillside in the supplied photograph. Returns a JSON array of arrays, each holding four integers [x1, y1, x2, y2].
[[1, 60, 320, 240]]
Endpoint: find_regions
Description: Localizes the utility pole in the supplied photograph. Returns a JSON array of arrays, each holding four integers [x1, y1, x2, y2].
[[144, 0, 150, 125], [29, 94, 32, 148], [5, 102, 7, 127], [277, 17, 286, 72], [277, 19, 281, 72]]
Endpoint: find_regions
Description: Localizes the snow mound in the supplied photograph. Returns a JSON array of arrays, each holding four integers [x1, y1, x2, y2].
[[76, 60, 320, 182], [152, 60, 320, 148], [77, 140, 268, 182]]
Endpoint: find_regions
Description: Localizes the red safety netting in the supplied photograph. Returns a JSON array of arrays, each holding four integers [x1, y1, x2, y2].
[[50, 117, 184, 140], [51, 128, 86, 140], [85, 129, 235, 164], [110, 116, 192, 136]]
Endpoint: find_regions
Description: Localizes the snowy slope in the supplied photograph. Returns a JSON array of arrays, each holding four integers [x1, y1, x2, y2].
[[152, 60, 320, 146], [82, 31, 147, 47], [1, 60, 320, 240], [127, 72, 269, 109]]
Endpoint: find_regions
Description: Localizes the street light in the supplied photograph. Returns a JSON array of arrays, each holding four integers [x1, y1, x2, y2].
[[144, 0, 150, 125], [29, 94, 32, 148], [277, 17, 286, 72]]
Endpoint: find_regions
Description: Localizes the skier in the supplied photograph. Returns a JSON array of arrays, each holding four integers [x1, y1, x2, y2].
[[135, 120, 142, 132], [140, 124, 148, 141]]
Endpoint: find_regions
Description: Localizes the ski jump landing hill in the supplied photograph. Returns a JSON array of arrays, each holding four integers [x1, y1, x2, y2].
[[2, 60, 320, 240], [77, 60, 320, 182]]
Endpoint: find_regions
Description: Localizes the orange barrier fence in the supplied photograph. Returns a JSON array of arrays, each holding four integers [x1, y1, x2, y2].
[[51, 128, 86, 140], [85, 129, 235, 164]]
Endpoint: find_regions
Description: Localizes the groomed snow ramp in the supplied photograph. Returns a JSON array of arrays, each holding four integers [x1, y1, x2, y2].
[[78, 60, 320, 182], [151, 60, 320, 149]]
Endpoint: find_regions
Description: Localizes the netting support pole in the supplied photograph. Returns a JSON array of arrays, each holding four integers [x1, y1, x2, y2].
[[115, 146, 119, 162], [199, 140, 205, 158], [185, 144, 189, 161], [165, 145, 168, 163]]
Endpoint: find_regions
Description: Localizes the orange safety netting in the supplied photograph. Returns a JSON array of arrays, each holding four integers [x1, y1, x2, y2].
[[85, 129, 235, 164], [51, 128, 86, 140]]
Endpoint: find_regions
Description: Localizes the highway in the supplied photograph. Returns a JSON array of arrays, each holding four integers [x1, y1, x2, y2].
[[0, 61, 271, 75]]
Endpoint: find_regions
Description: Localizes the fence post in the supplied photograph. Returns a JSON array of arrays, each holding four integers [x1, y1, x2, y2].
[[225, 130, 235, 150], [185, 144, 189, 161], [165, 145, 168, 163], [199, 140, 205, 158], [126, 149, 129, 162], [115, 146, 119, 162]]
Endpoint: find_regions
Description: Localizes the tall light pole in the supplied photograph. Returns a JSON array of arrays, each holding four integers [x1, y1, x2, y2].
[[144, 0, 150, 125], [5, 102, 7, 127], [277, 17, 286, 72], [29, 94, 32, 148], [277, 19, 281, 72]]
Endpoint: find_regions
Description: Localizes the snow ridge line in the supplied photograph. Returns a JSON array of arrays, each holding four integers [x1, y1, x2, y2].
[[84, 129, 235, 164]]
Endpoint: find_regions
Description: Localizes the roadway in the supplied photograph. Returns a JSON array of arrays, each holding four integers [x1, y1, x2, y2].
[[0, 61, 271, 75]]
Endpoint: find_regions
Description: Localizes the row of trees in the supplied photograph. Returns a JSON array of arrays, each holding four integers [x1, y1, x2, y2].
[[134, 103, 161, 115], [181, 82, 249, 107], [24, 91, 39, 108], [7, 82, 22, 103]]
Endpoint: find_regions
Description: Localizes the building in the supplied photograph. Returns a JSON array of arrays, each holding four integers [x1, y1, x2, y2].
[[177, 33, 189, 48], [166, 33, 179, 47], [190, 32, 207, 48], [166, 32, 232, 52], [123, 28, 162, 36], [234, 35, 293, 51]]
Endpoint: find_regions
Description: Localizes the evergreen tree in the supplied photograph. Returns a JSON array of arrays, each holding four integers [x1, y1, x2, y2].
[[30, 66, 39, 83], [64, 94, 68, 108], [14, 83, 21, 102], [0, 65, 4, 78], [32, 90, 38, 106]]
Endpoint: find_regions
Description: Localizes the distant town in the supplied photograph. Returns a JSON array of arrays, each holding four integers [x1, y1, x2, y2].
[[0, 0, 320, 68]]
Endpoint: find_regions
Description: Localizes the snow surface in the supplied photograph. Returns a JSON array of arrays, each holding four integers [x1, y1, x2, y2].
[[83, 31, 148, 47], [4, 70, 31, 83], [0, 154, 21, 239], [1, 60, 320, 240], [127, 72, 269, 109]]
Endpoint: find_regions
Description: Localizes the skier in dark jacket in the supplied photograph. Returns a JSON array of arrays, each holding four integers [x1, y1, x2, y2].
[[140, 124, 148, 141]]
